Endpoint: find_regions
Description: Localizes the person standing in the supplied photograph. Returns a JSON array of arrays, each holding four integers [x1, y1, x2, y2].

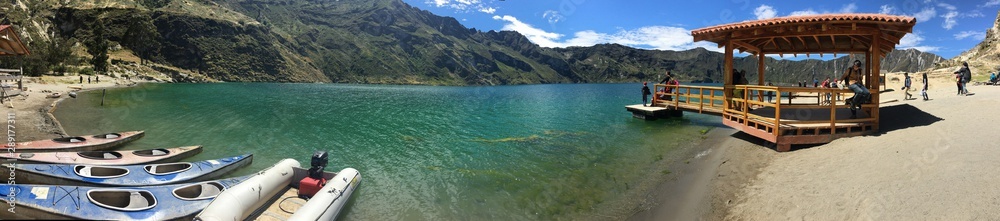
[[88, 76, 91, 84], [658, 71, 673, 100], [79, 75, 83, 84], [822, 77, 832, 104], [840, 60, 870, 118], [922, 72, 930, 101], [954, 62, 971, 95], [766, 81, 774, 103], [642, 82, 651, 107], [902, 73, 912, 100]]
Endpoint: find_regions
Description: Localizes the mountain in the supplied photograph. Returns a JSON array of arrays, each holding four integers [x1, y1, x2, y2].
[[0, 0, 945, 85], [948, 9, 1000, 77]]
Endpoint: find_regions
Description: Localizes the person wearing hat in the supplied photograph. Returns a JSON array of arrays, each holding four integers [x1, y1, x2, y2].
[[642, 82, 652, 106]]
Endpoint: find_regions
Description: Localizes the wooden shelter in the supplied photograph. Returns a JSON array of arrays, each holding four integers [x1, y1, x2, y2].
[[649, 14, 915, 151], [0, 25, 30, 57], [0, 24, 29, 91]]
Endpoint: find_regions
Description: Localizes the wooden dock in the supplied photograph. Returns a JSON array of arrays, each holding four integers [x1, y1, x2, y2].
[[630, 84, 880, 151], [625, 104, 682, 120]]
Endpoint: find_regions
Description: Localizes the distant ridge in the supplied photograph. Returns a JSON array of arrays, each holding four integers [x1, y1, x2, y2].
[[1, 0, 945, 85]]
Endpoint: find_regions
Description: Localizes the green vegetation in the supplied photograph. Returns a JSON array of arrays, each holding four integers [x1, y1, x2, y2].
[[3, 0, 945, 84], [86, 20, 110, 74]]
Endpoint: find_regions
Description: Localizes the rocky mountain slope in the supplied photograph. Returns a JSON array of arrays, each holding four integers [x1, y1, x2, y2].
[[0, 0, 945, 85], [946, 9, 1000, 80]]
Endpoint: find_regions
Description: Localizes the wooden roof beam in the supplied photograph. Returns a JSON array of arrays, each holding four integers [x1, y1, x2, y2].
[[813, 35, 822, 48], [762, 49, 869, 54], [0, 47, 16, 55], [728, 29, 892, 41], [796, 36, 808, 49], [779, 37, 793, 48], [733, 40, 762, 54]]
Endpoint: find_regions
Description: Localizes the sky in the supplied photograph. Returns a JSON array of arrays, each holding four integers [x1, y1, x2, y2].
[[402, 0, 1000, 59]]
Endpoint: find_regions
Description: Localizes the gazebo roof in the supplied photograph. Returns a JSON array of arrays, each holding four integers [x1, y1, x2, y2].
[[0, 25, 30, 56], [691, 14, 915, 57]]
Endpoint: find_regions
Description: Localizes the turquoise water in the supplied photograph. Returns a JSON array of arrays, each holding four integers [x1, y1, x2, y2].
[[54, 83, 719, 220]]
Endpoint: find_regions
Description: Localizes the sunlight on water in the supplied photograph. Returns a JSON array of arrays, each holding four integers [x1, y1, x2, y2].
[[54, 83, 717, 220]]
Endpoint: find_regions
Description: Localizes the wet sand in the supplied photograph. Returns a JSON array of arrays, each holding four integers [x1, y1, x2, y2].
[[632, 79, 1000, 220], [6, 75, 142, 141]]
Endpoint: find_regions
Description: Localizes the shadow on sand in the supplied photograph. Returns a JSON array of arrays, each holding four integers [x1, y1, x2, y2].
[[726, 104, 943, 152]]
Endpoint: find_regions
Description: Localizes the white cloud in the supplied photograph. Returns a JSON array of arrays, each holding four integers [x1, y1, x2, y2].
[[941, 11, 958, 29], [789, 9, 818, 16], [430, 0, 448, 7], [954, 30, 987, 40], [937, 3, 956, 11], [426, 0, 497, 14], [839, 3, 857, 13], [479, 7, 496, 14], [985, 0, 1000, 7], [754, 5, 777, 20], [898, 32, 940, 52], [962, 10, 985, 18], [911, 7, 937, 22], [879, 5, 895, 14], [492, 15, 719, 52], [542, 10, 564, 24], [786, 3, 854, 17]]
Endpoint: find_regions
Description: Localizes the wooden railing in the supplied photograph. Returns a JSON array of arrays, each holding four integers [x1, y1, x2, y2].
[[652, 84, 726, 114], [724, 85, 877, 139]]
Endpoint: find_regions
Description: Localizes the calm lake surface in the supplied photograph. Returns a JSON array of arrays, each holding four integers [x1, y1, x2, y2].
[[54, 83, 720, 220]]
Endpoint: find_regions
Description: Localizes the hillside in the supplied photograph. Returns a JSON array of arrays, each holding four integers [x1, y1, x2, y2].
[[945, 9, 1000, 81], [0, 0, 945, 85]]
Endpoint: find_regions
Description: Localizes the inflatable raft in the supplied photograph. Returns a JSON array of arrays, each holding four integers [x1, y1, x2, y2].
[[195, 154, 360, 221]]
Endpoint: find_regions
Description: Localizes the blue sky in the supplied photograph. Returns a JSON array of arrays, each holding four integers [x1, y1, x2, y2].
[[402, 0, 1000, 59]]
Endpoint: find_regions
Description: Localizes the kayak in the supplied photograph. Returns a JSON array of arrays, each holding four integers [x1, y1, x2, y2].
[[0, 175, 253, 220], [196, 157, 360, 220], [9, 131, 145, 152], [1, 154, 252, 186], [0, 146, 203, 165]]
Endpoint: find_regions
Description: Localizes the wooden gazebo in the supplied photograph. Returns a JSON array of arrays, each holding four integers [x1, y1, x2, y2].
[[0, 24, 29, 91], [654, 14, 915, 151]]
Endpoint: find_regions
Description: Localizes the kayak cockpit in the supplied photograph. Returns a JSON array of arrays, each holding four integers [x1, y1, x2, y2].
[[144, 163, 193, 175], [75, 165, 130, 178], [93, 133, 122, 139], [133, 149, 170, 156], [87, 189, 157, 211], [173, 181, 226, 200], [78, 151, 124, 160], [53, 137, 86, 143]]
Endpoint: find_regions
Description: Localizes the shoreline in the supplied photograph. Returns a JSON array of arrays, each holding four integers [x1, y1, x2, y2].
[[627, 126, 775, 220], [11, 75, 146, 141]]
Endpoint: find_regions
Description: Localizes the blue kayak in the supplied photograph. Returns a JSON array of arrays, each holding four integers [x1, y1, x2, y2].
[[1, 154, 252, 186], [0, 175, 252, 220]]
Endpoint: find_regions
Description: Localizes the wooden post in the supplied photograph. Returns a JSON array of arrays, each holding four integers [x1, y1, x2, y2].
[[871, 32, 881, 132], [758, 53, 765, 86], [758, 52, 766, 102], [101, 89, 107, 106], [724, 40, 734, 111]]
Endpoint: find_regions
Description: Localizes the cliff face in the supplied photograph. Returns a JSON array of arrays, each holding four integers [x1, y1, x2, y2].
[[1, 0, 947, 84], [948, 10, 1000, 75]]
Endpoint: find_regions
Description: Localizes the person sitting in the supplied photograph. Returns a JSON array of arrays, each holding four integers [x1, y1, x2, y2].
[[841, 60, 870, 118], [991, 72, 998, 85]]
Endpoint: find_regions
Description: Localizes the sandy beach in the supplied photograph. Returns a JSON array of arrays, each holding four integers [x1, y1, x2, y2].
[[631, 76, 1000, 220], [5, 75, 143, 141]]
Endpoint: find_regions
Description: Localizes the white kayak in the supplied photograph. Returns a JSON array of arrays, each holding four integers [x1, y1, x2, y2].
[[194, 158, 361, 221]]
